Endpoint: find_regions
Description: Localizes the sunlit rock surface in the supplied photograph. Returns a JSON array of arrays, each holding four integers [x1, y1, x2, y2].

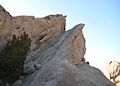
[[105, 61, 120, 86]]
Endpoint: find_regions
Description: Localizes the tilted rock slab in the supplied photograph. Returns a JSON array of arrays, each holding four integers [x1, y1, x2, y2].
[[0, 5, 115, 86], [23, 24, 114, 86]]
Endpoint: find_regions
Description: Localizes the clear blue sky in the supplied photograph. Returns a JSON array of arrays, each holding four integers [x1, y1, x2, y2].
[[0, 0, 120, 70]]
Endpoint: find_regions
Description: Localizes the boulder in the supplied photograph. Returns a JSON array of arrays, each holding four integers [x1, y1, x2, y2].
[[34, 63, 42, 70], [23, 65, 35, 75]]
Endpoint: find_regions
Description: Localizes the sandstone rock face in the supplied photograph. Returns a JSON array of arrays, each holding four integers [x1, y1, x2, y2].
[[0, 5, 66, 50], [0, 5, 115, 86], [105, 61, 120, 86], [11, 15, 66, 50], [0, 5, 12, 50]]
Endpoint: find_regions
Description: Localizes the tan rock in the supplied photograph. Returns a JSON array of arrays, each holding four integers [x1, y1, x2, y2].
[[11, 15, 66, 50], [0, 5, 12, 50], [116, 75, 120, 86], [0, 5, 66, 50], [105, 60, 120, 86], [66, 24, 86, 64]]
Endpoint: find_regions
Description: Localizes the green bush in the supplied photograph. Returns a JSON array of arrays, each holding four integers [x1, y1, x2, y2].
[[0, 32, 31, 84]]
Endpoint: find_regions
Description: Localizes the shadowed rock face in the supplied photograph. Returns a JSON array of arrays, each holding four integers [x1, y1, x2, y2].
[[0, 5, 115, 86]]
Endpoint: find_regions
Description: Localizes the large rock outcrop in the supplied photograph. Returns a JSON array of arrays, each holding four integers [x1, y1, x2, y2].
[[0, 5, 66, 50], [0, 5, 115, 86]]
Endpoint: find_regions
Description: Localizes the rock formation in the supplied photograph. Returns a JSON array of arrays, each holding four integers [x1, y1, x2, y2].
[[0, 5, 66, 51], [106, 61, 120, 86], [0, 5, 115, 86]]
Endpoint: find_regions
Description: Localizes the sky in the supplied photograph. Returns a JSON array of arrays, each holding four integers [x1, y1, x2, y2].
[[0, 0, 120, 70]]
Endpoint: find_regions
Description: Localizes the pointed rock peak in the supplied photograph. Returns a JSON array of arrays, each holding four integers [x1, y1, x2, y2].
[[73, 23, 85, 30], [69, 23, 85, 39]]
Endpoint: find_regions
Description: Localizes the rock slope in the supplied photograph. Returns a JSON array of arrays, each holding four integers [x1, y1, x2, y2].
[[0, 5, 115, 86], [23, 24, 114, 86]]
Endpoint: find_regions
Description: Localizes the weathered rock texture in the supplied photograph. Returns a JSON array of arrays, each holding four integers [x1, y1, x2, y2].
[[0, 5, 115, 86], [0, 5, 66, 50], [105, 61, 120, 86]]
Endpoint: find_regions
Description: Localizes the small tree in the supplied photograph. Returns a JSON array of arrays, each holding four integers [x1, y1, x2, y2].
[[0, 32, 31, 85]]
